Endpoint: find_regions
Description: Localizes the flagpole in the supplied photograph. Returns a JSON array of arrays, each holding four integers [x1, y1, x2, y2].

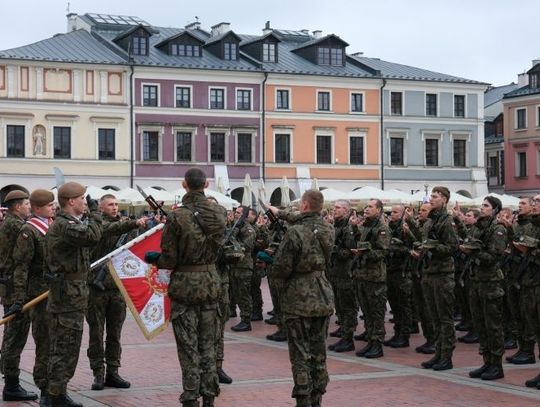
[[0, 291, 49, 326]]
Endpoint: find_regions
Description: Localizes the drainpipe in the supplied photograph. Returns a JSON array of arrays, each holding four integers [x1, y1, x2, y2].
[[380, 78, 387, 190], [261, 72, 268, 182], [129, 63, 134, 188]]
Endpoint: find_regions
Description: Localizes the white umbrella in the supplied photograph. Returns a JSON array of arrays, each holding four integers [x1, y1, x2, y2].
[[85, 185, 108, 199], [471, 193, 519, 208], [311, 178, 319, 190], [216, 177, 225, 194], [172, 188, 239, 210], [258, 178, 267, 207], [320, 188, 349, 202], [142, 187, 175, 205], [115, 187, 146, 206], [280, 176, 291, 207], [242, 174, 253, 207]]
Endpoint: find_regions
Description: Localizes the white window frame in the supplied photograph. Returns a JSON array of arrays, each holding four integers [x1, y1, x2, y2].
[[316, 89, 332, 112], [273, 130, 293, 163], [234, 130, 256, 164], [313, 130, 334, 164], [208, 86, 227, 110], [425, 92, 439, 117], [235, 87, 253, 111], [174, 85, 193, 109], [1, 118, 31, 157], [515, 107, 527, 130], [172, 126, 196, 163], [453, 94, 467, 118], [275, 88, 292, 110], [421, 131, 443, 167], [386, 130, 409, 167], [349, 91, 365, 114], [139, 125, 164, 162], [536, 105, 540, 128], [515, 150, 527, 177], [390, 91, 404, 116], [450, 132, 471, 167], [348, 131, 366, 165], [206, 127, 229, 163], [536, 149, 540, 176], [141, 82, 160, 107]]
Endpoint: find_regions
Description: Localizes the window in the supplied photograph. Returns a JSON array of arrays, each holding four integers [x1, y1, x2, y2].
[[224, 42, 237, 60], [517, 108, 527, 129], [517, 151, 527, 177], [538, 106, 540, 127], [426, 93, 437, 116], [132, 36, 148, 55], [236, 89, 251, 110], [390, 92, 402, 115], [318, 47, 343, 65], [262, 43, 276, 62], [143, 85, 158, 107], [453, 139, 466, 167], [276, 89, 290, 110], [275, 134, 290, 163], [488, 156, 498, 177], [175, 87, 191, 108], [531, 73, 539, 89], [6, 125, 24, 157], [98, 128, 115, 160], [176, 132, 192, 162], [210, 88, 225, 109], [210, 132, 225, 162], [351, 93, 363, 112], [143, 131, 159, 161], [349, 136, 364, 165], [390, 137, 404, 166], [54, 127, 71, 159], [454, 95, 465, 117], [171, 44, 201, 57], [425, 139, 439, 166], [237, 133, 252, 163], [317, 91, 330, 111], [316, 135, 331, 164]]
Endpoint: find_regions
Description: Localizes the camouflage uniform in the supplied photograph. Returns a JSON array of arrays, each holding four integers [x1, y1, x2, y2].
[[10, 216, 51, 392], [353, 217, 390, 346], [271, 211, 334, 407], [156, 191, 226, 405], [0, 212, 29, 379], [453, 216, 472, 329], [421, 208, 458, 362], [250, 224, 269, 318], [44, 209, 102, 397], [330, 217, 357, 341], [86, 214, 140, 378], [467, 217, 507, 368], [229, 222, 256, 323]]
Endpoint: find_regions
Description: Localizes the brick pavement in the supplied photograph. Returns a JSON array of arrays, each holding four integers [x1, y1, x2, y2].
[[5, 279, 540, 406]]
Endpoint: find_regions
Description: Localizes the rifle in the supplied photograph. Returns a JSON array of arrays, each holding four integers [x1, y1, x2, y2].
[[258, 199, 285, 236], [217, 206, 249, 265], [136, 185, 168, 217]]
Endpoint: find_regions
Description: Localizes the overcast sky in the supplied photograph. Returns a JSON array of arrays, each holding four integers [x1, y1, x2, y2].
[[1, 0, 538, 86]]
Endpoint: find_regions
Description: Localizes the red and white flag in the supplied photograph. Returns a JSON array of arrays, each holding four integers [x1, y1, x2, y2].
[[93, 224, 171, 340]]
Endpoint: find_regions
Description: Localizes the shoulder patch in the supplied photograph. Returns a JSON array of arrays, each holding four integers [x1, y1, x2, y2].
[[496, 231, 503, 236], [380, 231, 386, 235], [68, 221, 76, 224], [21, 233, 28, 239]]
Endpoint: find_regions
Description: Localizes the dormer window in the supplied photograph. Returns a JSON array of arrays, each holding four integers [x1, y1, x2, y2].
[[318, 46, 343, 66], [531, 72, 539, 89], [132, 36, 148, 56], [171, 44, 201, 57], [263, 43, 276, 62], [224, 42, 237, 60]]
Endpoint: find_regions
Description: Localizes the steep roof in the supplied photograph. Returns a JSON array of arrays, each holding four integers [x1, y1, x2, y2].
[[484, 83, 519, 107], [503, 85, 540, 99]]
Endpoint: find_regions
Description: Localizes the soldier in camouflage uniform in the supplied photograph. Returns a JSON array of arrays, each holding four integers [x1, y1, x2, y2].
[[0, 190, 37, 402], [416, 186, 458, 371], [229, 206, 256, 332], [385, 204, 413, 348], [145, 168, 226, 407], [250, 209, 269, 321], [352, 199, 391, 359], [45, 182, 103, 407], [87, 194, 147, 391], [10, 190, 56, 406], [460, 196, 507, 380], [269, 189, 334, 407], [327, 200, 357, 353]]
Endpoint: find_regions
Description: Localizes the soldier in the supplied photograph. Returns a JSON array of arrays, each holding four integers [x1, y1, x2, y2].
[[352, 199, 391, 359], [229, 206, 256, 332], [0, 190, 36, 402], [250, 208, 269, 322], [327, 200, 357, 353], [87, 194, 147, 391], [9, 189, 56, 406], [385, 204, 413, 348], [460, 196, 507, 380], [45, 182, 103, 407], [268, 189, 334, 407], [417, 186, 458, 371], [145, 168, 226, 407]]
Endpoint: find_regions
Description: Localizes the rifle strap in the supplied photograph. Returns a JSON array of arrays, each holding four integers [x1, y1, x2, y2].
[[313, 227, 331, 271], [183, 204, 211, 237]]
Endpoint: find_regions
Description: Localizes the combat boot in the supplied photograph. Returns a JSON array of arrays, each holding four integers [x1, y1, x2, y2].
[[50, 394, 83, 407], [415, 341, 434, 354], [504, 338, 517, 350], [421, 355, 440, 369], [383, 335, 397, 346], [389, 335, 410, 348], [469, 355, 490, 379], [40, 389, 51, 407], [329, 327, 342, 338], [294, 395, 311, 407], [458, 331, 479, 344], [364, 342, 383, 358], [91, 374, 104, 390], [454, 321, 470, 332], [332, 338, 354, 353], [266, 329, 287, 342], [202, 396, 214, 407], [355, 342, 372, 357], [250, 311, 263, 321], [432, 358, 453, 371], [525, 373, 540, 387], [2, 376, 38, 401], [510, 351, 535, 364], [181, 400, 199, 407], [481, 364, 504, 380], [354, 331, 368, 341], [264, 316, 277, 325], [231, 320, 252, 332], [311, 391, 322, 407], [105, 371, 131, 388], [217, 368, 233, 384]]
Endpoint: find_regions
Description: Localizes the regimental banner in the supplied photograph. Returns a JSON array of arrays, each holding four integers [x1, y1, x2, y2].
[[95, 224, 171, 340]]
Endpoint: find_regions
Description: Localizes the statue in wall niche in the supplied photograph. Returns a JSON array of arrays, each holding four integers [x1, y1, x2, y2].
[[33, 125, 46, 156]]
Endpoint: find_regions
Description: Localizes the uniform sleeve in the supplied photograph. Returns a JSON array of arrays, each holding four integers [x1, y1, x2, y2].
[[63, 213, 103, 246], [365, 225, 390, 261], [475, 225, 507, 264], [239, 224, 256, 254], [335, 226, 355, 260], [103, 219, 138, 236], [431, 217, 458, 258], [271, 227, 301, 280], [11, 229, 35, 303], [157, 218, 180, 270]]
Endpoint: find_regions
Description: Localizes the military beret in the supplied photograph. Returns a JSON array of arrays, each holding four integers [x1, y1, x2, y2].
[[30, 189, 55, 206], [58, 182, 86, 199], [256, 251, 274, 264], [4, 190, 29, 203]]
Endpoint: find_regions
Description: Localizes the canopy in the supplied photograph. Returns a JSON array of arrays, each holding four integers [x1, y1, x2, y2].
[[471, 193, 519, 208], [142, 187, 175, 205], [172, 188, 240, 210]]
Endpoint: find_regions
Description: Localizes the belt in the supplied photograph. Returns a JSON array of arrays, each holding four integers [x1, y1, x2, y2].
[[178, 264, 216, 273]]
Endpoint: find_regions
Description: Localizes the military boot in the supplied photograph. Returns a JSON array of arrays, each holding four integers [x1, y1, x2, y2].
[[181, 400, 200, 407], [250, 311, 263, 321], [2, 376, 38, 401], [389, 335, 410, 348], [355, 342, 372, 357], [311, 391, 322, 407], [415, 341, 434, 354], [510, 350, 535, 364], [332, 338, 355, 353], [105, 371, 131, 388], [432, 358, 453, 371], [504, 338, 518, 350], [364, 342, 383, 358], [469, 355, 490, 378], [50, 394, 83, 407], [481, 364, 504, 380], [217, 367, 233, 384], [231, 320, 252, 332], [421, 355, 440, 369], [294, 395, 311, 407], [266, 329, 287, 341], [458, 331, 479, 344], [264, 316, 277, 325], [202, 396, 214, 407], [329, 327, 342, 338], [39, 389, 51, 407], [383, 335, 397, 346], [525, 373, 540, 388], [354, 331, 368, 341], [91, 374, 104, 390]]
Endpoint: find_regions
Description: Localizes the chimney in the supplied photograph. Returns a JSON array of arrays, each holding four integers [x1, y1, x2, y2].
[[518, 72, 529, 88], [66, 13, 91, 33], [533, 58, 540, 67], [312, 30, 322, 39], [263, 21, 272, 35], [211, 22, 231, 37], [300, 29, 309, 35], [185, 21, 201, 30]]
